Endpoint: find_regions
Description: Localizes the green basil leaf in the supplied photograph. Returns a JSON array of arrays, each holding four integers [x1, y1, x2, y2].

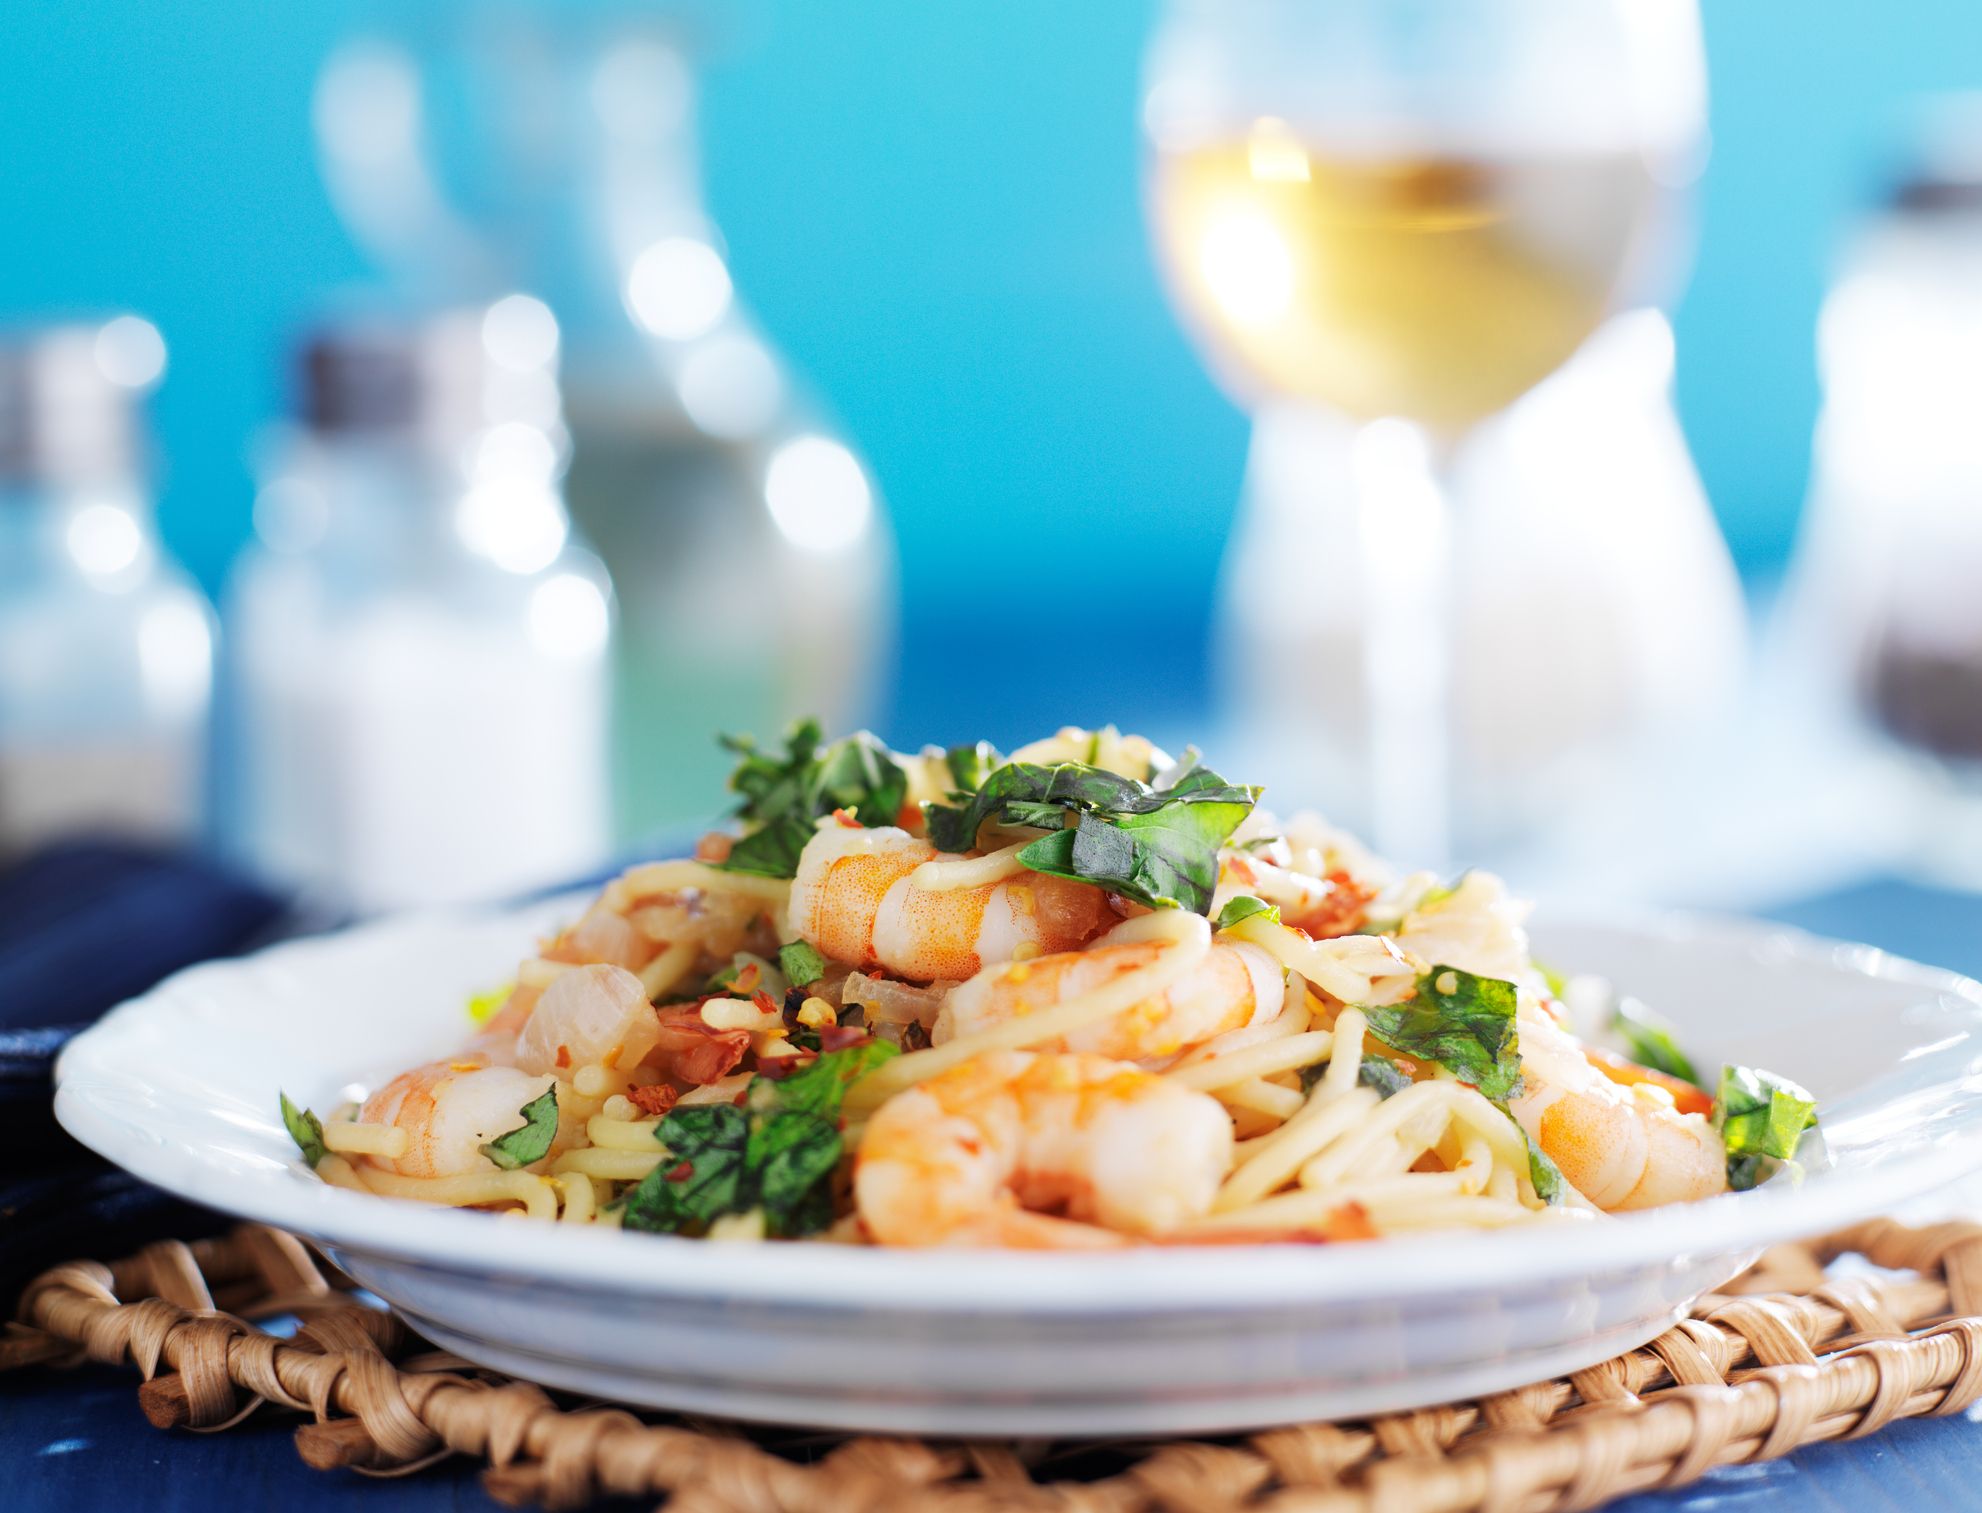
[[923, 761, 1127, 852], [1215, 895, 1281, 931], [812, 732, 910, 828], [944, 741, 1002, 794], [777, 941, 828, 988], [1713, 1064, 1818, 1176], [478, 1086, 560, 1171], [764, 1038, 900, 1121], [621, 1042, 900, 1236], [719, 822, 814, 879], [746, 1109, 844, 1237], [1518, 1119, 1566, 1205], [1614, 998, 1701, 1087], [279, 1092, 325, 1169], [1355, 1057, 1414, 1099], [621, 1104, 751, 1234], [1000, 799, 1073, 832], [714, 721, 909, 879], [1362, 965, 1523, 1103], [1034, 793, 1257, 914]]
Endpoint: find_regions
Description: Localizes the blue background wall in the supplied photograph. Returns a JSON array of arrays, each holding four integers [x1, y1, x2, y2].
[[6, 0, 1980, 608]]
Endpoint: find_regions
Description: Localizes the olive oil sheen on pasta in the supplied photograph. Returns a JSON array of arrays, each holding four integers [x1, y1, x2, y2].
[[1150, 123, 1658, 430]]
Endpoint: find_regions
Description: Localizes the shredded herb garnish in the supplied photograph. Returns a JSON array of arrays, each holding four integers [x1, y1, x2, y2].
[[1214, 895, 1281, 931], [1713, 1064, 1818, 1191], [479, 1086, 560, 1171], [715, 721, 909, 878], [777, 940, 828, 989], [1361, 965, 1523, 1103], [279, 1092, 325, 1169], [925, 754, 1259, 914], [620, 1041, 898, 1238]]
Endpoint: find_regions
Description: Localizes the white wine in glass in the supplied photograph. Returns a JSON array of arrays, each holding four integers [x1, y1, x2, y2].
[[1143, 0, 1705, 863], [1152, 127, 1661, 430]]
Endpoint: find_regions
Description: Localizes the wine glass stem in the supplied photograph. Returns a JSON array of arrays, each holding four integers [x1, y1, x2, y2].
[[1353, 418, 1456, 872]]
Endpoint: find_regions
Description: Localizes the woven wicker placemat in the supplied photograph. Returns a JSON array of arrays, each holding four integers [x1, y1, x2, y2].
[[7, 1218, 1982, 1512]]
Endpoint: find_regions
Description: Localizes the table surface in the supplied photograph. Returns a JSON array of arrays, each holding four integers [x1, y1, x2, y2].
[[12, 876, 1982, 1513]]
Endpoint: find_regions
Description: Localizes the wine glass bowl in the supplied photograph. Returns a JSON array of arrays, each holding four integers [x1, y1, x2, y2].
[[1141, 0, 1707, 860], [1150, 134, 1662, 431]]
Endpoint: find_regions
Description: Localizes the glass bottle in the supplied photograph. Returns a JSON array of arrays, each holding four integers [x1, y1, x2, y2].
[[312, 10, 895, 841], [225, 297, 613, 911], [1789, 98, 1982, 883], [1219, 308, 1745, 856], [0, 317, 214, 857]]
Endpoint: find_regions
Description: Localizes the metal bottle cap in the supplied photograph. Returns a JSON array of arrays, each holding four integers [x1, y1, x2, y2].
[[1888, 94, 1982, 216], [295, 296, 563, 457], [0, 316, 166, 486]]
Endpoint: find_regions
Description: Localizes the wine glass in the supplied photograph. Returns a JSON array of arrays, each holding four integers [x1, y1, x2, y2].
[[1142, 0, 1706, 867]]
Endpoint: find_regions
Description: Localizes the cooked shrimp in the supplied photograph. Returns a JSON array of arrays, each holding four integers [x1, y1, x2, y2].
[[934, 939, 1284, 1061], [512, 963, 662, 1077], [1509, 1001, 1726, 1211], [854, 1050, 1234, 1247], [789, 824, 1114, 982], [358, 1062, 560, 1178]]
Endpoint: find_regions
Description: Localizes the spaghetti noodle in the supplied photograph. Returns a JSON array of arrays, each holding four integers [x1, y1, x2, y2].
[[278, 723, 1818, 1248]]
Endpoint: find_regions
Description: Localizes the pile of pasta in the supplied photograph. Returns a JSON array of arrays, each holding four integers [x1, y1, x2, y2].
[[284, 724, 1815, 1247]]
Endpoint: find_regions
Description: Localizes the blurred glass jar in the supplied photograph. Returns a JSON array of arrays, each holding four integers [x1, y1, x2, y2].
[[225, 298, 612, 911], [1792, 99, 1982, 882], [312, 9, 894, 840], [1220, 309, 1746, 853], [0, 317, 214, 857]]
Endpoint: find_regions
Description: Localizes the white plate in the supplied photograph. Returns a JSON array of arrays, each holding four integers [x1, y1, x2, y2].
[[53, 899, 1982, 1435]]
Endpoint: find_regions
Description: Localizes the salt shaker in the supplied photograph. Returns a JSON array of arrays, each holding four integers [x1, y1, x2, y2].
[[225, 297, 612, 910], [0, 317, 214, 856]]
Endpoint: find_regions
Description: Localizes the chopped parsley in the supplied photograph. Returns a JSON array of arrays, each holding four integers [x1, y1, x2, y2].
[[715, 720, 909, 878]]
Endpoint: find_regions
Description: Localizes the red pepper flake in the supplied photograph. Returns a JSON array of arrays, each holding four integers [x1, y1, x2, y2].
[[756, 1054, 806, 1081], [832, 807, 862, 828], [664, 1160, 695, 1183], [1286, 869, 1378, 940], [1226, 856, 1258, 886], [694, 832, 734, 863], [752, 989, 782, 1018], [554, 1044, 571, 1069], [818, 1023, 870, 1053], [652, 1008, 750, 1085], [627, 1083, 679, 1117], [732, 962, 762, 996]]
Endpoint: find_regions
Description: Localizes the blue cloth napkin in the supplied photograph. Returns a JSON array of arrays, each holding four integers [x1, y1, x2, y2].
[[0, 840, 288, 1300]]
